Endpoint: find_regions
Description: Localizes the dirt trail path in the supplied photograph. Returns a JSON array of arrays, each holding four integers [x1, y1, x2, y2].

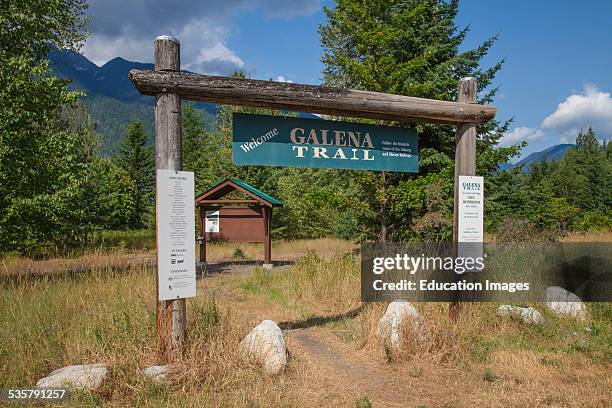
[[203, 262, 462, 408], [290, 328, 424, 407], [287, 324, 484, 408]]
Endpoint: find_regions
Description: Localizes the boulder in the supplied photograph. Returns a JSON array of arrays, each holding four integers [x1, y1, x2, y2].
[[143, 365, 172, 383], [239, 320, 287, 375], [376, 301, 427, 351], [36, 364, 108, 390], [497, 305, 544, 325], [544, 286, 589, 320]]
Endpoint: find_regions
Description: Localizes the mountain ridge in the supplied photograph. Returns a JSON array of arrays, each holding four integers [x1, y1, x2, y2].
[[48, 50, 575, 166], [48, 50, 214, 154], [501, 143, 575, 172], [49, 49, 155, 104]]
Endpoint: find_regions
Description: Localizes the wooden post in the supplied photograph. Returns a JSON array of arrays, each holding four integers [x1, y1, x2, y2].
[[154, 35, 186, 362], [263, 206, 272, 268], [449, 77, 477, 321], [198, 207, 206, 266]]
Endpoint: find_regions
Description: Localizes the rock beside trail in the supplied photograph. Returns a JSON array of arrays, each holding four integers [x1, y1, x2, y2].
[[239, 320, 287, 375], [143, 365, 172, 383], [376, 301, 427, 351], [497, 305, 544, 325], [544, 286, 589, 320], [36, 364, 108, 390]]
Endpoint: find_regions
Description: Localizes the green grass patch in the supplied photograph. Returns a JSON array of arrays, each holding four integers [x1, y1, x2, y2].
[[469, 338, 495, 363], [355, 395, 372, 408], [482, 367, 499, 382]]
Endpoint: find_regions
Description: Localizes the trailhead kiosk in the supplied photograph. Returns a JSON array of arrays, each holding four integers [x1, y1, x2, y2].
[[195, 178, 282, 269]]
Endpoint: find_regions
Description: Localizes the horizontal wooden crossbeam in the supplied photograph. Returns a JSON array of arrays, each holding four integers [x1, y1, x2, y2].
[[129, 70, 496, 125]]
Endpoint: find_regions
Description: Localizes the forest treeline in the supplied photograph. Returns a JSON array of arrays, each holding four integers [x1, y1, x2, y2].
[[1, 0, 610, 255]]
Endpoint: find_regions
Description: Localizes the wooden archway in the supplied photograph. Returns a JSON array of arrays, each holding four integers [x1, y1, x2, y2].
[[129, 36, 496, 362]]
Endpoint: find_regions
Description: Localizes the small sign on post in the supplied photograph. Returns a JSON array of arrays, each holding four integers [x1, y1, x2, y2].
[[458, 175, 484, 264], [157, 169, 196, 301]]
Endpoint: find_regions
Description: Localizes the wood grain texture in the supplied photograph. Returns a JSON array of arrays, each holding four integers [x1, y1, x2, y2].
[[129, 70, 496, 125], [154, 37, 186, 363], [452, 77, 478, 240], [154, 36, 180, 71], [450, 77, 478, 321]]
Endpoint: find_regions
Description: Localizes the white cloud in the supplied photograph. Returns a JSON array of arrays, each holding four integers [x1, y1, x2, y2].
[[274, 75, 293, 83], [542, 85, 612, 139], [499, 127, 546, 147], [501, 85, 612, 147], [83, 18, 246, 75], [181, 23, 244, 75], [82, 0, 321, 76], [82, 35, 150, 66]]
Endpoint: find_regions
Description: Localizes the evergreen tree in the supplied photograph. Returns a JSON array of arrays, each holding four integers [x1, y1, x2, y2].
[[574, 127, 610, 212], [319, 0, 520, 241], [486, 126, 611, 236], [549, 128, 608, 213], [182, 103, 207, 174], [115, 120, 154, 229], [182, 103, 236, 195]]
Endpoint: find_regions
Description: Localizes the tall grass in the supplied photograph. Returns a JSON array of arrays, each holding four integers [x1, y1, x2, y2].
[[1, 237, 355, 280], [239, 250, 360, 316], [0, 265, 299, 406], [206, 238, 356, 263], [238, 248, 612, 365], [1, 237, 610, 406], [235, 246, 611, 406], [90, 229, 156, 251]]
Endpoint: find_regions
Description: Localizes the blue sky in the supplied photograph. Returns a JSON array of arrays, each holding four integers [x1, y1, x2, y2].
[[83, 0, 612, 159]]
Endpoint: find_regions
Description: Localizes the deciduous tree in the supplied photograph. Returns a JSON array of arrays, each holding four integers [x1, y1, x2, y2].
[[0, 0, 90, 252]]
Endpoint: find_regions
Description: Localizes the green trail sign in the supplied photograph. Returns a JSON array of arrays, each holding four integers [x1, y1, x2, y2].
[[232, 113, 418, 172]]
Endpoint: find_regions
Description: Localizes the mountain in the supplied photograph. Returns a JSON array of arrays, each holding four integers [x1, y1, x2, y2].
[[497, 162, 512, 171], [48, 50, 322, 155], [514, 144, 575, 170], [48, 50, 215, 154], [501, 144, 575, 172], [49, 49, 153, 103]]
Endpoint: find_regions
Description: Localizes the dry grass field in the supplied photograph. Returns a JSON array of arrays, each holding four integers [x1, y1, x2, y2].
[[0, 235, 610, 407]]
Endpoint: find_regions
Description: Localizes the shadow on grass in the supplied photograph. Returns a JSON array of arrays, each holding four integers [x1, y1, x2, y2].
[[199, 260, 294, 275], [278, 304, 366, 330]]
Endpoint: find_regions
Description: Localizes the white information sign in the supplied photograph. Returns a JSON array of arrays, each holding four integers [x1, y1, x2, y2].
[[157, 169, 196, 300], [458, 175, 484, 266], [205, 210, 220, 233]]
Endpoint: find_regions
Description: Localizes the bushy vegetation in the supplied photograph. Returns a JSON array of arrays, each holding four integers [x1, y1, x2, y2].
[[0, 0, 89, 253], [487, 127, 612, 236]]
